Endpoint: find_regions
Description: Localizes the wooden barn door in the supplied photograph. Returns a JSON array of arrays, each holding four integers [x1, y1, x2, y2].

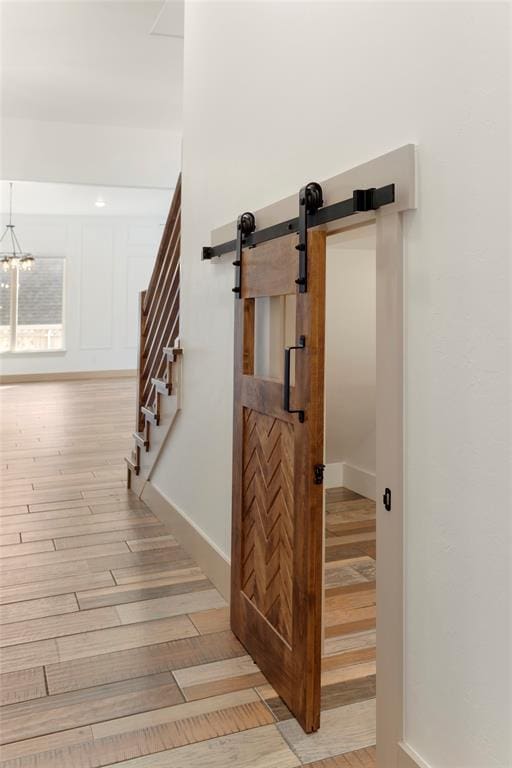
[[231, 229, 326, 733]]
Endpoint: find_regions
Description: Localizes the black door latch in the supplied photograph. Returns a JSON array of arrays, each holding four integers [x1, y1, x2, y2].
[[383, 487, 392, 511], [314, 464, 326, 485]]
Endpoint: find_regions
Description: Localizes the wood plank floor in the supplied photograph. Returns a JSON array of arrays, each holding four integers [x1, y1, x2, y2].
[[0, 378, 376, 767]]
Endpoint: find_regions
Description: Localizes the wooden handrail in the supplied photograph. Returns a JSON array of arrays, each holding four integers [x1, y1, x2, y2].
[[135, 174, 181, 430]]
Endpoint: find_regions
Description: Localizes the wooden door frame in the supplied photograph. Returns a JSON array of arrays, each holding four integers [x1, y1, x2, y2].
[[209, 144, 416, 767]]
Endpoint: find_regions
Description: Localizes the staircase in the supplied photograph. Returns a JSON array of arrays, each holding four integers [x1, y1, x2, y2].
[[126, 175, 182, 487]]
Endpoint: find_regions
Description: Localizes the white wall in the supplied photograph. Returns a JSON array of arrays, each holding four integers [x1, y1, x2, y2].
[[152, 3, 511, 766], [1, 117, 181, 189], [0, 213, 164, 375], [325, 235, 376, 492]]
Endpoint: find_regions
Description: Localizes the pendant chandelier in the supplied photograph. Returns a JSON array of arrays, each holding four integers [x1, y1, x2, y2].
[[0, 182, 34, 272]]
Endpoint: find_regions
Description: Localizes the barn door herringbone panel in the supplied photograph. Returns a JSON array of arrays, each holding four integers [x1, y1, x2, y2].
[[241, 408, 294, 645]]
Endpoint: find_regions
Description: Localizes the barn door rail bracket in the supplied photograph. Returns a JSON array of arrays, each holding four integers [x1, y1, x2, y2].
[[201, 183, 395, 269]]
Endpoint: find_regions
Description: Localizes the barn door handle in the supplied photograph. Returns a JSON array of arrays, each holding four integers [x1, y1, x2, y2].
[[283, 335, 306, 423]]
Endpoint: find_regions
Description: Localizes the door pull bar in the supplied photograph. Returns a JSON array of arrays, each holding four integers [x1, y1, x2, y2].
[[283, 336, 306, 422]]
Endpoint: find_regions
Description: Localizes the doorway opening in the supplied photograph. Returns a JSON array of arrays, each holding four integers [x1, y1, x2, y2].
[[322, 223, 377, 744], [222, 151, 411, 752]]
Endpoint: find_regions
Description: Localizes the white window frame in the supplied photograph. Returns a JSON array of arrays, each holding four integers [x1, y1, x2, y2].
[[1, 256, 66, 354]]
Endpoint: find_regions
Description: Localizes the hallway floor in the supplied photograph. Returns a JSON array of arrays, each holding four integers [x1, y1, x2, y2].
[[0, 378, 375, 767]]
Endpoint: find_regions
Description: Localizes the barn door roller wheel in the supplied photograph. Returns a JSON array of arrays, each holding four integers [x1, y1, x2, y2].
[[239, 211, 256, 236], [296, 182, 324, 293], [304, 182, 323, 213], [232, 211, 256, 297]]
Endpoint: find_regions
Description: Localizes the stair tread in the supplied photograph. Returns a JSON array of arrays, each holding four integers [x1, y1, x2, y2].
[[151, 377, 171, 395], [162, 346, 182, 362], [141, 405, 159, 426], [124, 456, 140, 475], [162, 346, 182, 354], [133, 431, 149, 449]]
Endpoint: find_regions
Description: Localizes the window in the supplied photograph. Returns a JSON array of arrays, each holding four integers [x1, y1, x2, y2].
[[0, 258, 65, 352], [253, 294, 296, 382], [0, 274, 11, 353]]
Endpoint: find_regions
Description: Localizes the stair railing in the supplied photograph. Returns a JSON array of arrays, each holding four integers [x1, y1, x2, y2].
[[136, 174, 181, 432]]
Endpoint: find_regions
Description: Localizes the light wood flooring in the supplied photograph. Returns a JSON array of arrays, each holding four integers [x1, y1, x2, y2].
[[0, 378, 376, 767]]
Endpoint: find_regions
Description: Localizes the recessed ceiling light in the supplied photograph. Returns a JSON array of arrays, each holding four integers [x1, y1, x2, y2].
[[95, 198, 106, 208]]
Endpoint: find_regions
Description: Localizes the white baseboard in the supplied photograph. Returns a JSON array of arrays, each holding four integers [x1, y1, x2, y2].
[[138, 480, 231, 602], [398, 742, 433, 768], [128, 468, 146, 497], [324, 461, 376, 499], [129, 460, 374, 600], [342, 462, 376, 501], [0, 369, 136, 384]]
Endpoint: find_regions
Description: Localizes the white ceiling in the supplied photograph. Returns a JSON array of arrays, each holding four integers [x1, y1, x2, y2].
[[0, 180, 173, 217], [0, 0, 183, 131]]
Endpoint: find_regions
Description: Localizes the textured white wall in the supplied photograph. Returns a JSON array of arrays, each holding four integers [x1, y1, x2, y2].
[[0, 213, 164, 375], [325, 241, 376, 475], [151, 3, 511, 765]]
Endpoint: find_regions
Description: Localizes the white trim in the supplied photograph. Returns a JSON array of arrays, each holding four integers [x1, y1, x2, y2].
[[2, 256, 66, 354], [9, 264, 17, 351], [342, 463, 376, 501], [205, 144, 415, 762], [0, 368, 135, 384], [0, 349, 67, 356], [79, 224, 114, 350], [210, 144, 416, 258], [323, 461, 376, 499], [375, 210, 405, 768], [398, 742, 433, 768], [138, 480, 231, 602]]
